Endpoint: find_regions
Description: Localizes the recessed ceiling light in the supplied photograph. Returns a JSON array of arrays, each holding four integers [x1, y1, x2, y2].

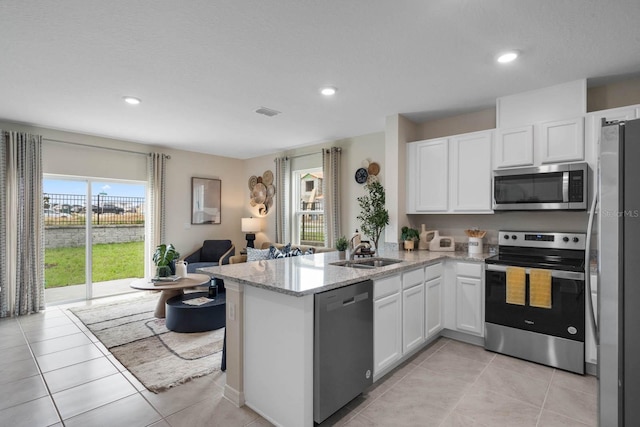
[[320, 86, 337, 96], [496, 51, 519, 64], [123, 96, 141, 105]]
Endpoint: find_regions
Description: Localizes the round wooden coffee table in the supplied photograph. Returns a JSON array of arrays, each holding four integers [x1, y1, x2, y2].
[[129, 273, 211, 318]]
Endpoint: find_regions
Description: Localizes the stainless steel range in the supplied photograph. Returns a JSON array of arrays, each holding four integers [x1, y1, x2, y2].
[[484, 231, 586, 374]]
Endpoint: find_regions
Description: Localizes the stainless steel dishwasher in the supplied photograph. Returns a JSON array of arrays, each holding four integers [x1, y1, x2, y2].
[[314, 280, 373, 424]]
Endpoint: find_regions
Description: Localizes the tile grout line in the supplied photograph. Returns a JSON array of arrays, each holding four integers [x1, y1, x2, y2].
[[343, 338, 450, 424], [62, 302, 172, 424], [535, 369, 556, 427], [435, 350, 496, 427], [65, 307, 166, 421], [16, 313, 65, 426]]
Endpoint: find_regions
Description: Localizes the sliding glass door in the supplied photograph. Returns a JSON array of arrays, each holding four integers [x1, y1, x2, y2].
[[43, 176, 146, 303]]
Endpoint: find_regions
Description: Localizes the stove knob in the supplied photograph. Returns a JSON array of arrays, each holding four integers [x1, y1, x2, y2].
[[563, 237, 569, 243], [573, 237, 579, 243], [504, 235, 509, 240], [511, 235, 517, 240]]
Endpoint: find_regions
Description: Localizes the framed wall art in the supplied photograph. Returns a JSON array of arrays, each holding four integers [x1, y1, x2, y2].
[[191, 177, 221, 224]]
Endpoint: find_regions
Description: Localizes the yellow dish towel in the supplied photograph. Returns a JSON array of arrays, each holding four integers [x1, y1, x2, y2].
[[506, 266, 526, 305], [529, 268, 552, 309]]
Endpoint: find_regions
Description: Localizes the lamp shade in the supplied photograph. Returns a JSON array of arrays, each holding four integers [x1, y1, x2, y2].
[[241, 217, 261, 233]]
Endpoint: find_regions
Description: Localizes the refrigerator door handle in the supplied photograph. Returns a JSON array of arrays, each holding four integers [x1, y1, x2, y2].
[[585, 171, 599, 345]]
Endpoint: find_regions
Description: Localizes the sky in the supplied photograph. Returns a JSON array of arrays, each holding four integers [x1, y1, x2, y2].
[[43, 179, 145, 198]]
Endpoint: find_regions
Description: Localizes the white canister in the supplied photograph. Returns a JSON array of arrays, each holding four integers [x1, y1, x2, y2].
[[175, 260, 188, 278], [468, 237, 483, 254]]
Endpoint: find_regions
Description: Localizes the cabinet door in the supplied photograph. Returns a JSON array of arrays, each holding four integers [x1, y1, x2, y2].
[[374, 292, 402, 375], [402, 284, 425, 354], [413, 139, 449, 212], [540, 117, 585, 164], [495, 125, 534, 168], [425, 276, 443, 338], [450, 131, 493, 212], [456, 276, 483, 336]]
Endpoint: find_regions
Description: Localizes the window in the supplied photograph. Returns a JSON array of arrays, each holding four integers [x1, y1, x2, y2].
[[293, 168, 324, 246]]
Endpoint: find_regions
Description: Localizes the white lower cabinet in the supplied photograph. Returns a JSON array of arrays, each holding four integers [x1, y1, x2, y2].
[[425, 276, 443, 337], [373, 261, 485, 380], [455, 262, 484, 336], [373, 276, 402, 376], [402, 268, 425, 354], [425, 262, 444, 338]]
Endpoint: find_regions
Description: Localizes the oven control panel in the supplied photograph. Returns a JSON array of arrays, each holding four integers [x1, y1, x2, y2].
[[499, 231, 586, 250]]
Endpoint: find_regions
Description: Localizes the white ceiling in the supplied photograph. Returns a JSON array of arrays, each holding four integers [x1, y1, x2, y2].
[[1, 1, 640, 159]]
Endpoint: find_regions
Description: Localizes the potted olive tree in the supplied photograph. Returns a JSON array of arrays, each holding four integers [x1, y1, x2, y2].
[[401, 226, 420, 251], [153, 243, 180, 277], [356, 181, 390, 251]]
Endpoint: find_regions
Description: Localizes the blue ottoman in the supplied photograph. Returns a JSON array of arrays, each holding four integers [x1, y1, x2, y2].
[[165, 292, 226, 333]]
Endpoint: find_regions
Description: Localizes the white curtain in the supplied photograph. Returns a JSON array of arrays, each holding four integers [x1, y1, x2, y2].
[[1, 131, 44, 317], [274, 156, 290, 243], [147, 153, 169, 276], [322, 147, 341, 248]]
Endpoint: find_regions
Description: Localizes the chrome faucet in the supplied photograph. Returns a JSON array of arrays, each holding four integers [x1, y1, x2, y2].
[[349, 242, 369, 261]]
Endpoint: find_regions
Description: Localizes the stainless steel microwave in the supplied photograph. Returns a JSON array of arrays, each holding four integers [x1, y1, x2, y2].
[[493, 162, 588, 211]]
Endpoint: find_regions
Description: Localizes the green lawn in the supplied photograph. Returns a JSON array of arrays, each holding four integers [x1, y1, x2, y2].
[[44, 241, 144, 288]]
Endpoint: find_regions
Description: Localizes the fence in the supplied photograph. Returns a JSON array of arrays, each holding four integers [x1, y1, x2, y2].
[[43, 193, 145, 226], [298, 198, 324, 245]]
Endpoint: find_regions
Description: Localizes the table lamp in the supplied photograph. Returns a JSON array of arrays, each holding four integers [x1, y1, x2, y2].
[[241, 217, 261, 248]]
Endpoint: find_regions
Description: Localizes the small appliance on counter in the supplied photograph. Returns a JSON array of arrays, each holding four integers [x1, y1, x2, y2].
[[419, 224, 436, 250], [428, 231, 455, 252]]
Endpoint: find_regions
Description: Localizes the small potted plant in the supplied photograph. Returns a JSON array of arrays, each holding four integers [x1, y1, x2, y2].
[[153, 243, 180, 277], [336, 236, 348, 259], [401, 226, 420, 251]]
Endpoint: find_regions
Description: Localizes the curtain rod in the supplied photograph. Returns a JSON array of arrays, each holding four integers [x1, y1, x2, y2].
[[275, 147, 341, 161], [43, 137, 171, 159]]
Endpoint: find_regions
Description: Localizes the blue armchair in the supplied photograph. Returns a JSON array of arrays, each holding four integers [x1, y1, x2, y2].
[[183, 240, 235, 274]]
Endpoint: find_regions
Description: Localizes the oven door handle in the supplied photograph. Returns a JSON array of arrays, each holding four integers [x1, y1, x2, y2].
[[485, 264, 584, 281]]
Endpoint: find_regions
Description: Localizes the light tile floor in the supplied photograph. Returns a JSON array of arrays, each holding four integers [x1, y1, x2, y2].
[[0, 295, 597, 427]]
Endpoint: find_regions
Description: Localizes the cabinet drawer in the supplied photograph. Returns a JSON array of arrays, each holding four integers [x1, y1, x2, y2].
[[374, 276, 401, 300], [402, 268, 424, 289], [425, 263, 443, 281], [456, 262, 482, 278]]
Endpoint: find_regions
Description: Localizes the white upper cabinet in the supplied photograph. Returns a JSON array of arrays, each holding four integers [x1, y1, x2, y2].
[[449, 131, 493, 212], [495, 125, 534, 168], [495, 117, 585, 168], [407, 130, 493, 214], [495, 79, 587, 168], [408, 138, 448, 212], [539, 117, 585, 164]]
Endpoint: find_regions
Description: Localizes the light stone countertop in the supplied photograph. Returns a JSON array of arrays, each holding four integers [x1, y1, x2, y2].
[[198, 249, 492, 297]]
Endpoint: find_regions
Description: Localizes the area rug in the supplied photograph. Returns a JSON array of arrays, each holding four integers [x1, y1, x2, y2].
[[69, 293, 224, 393]]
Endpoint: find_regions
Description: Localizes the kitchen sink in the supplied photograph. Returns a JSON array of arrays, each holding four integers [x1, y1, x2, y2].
[[330, 258, 403, 269]]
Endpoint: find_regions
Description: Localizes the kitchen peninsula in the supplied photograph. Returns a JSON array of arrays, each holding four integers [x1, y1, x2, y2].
[[200, 249, 488, 427]]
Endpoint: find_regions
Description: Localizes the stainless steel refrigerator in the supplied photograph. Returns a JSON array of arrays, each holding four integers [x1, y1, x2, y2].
[[598, 118, 640, 426]]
